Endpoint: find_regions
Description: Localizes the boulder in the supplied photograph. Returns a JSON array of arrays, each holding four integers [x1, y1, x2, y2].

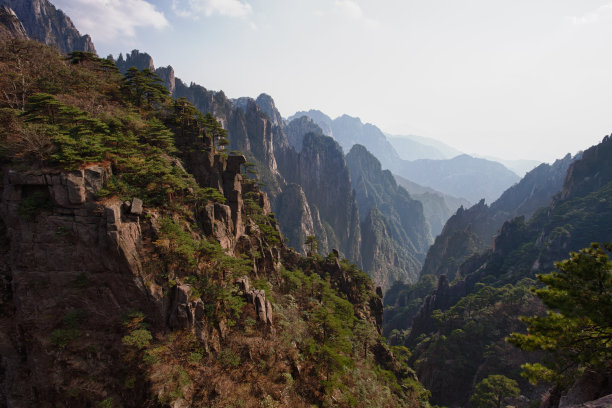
[[130, 198, 143, 215]]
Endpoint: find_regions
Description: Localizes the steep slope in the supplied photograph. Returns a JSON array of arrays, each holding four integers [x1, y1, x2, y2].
[[0, 38, 429, 408], [291, 111, 402, 171], [0, 0, 95, 53], [346, 145, 432, 289], [284, 116, 323, 152], [0, 5, 27, 40], [386, 136, 612, 407], [477, 155, 541, 176], [419, 153, 575, 279], [396, 154, 520, 204], [394, 174, 471, 237], [290, 109, 334, 137], [292, 110, 519, 204], [282, 133, 362, 264]]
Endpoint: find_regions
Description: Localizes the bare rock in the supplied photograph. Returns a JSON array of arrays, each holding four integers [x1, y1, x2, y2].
[[168, 285, 193, 329], [130, 198, 143, 215], [0, 6, 28, 40], [560, 370, 612, 408], [561, 394, 612, 408], [239, 276, 273, 326]]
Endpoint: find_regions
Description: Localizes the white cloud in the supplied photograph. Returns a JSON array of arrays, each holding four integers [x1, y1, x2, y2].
[[331, 0, 379, 28], [172, 0, 252, 19], [570, 2, 612, 25], [53, 0, 168, 43]]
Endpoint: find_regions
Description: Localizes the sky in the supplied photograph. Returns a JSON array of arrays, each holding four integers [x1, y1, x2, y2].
[[52, 0, 612, 163]]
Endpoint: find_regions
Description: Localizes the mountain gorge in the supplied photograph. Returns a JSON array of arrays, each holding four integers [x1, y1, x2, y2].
[[0, 32, 431, 406], [346, 145, 432, 288], [1, 2, 611, 407], [111, 50, 436, 291], [292, 110, 521, 204], [384, 136, 612, 406]]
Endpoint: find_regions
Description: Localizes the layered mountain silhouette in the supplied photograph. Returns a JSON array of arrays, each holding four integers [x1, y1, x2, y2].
[[384, 136, 612, 406], [291, 110, 521, 203]]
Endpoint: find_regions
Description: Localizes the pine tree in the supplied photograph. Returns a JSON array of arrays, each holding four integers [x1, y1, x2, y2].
[[508, 243, 612, 386], [470, 375, 520, 408]]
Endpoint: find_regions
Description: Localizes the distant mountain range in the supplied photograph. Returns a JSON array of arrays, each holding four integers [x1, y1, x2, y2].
[[290, 110, 521, 203], [394, 175, 471, 236], [383, 135, 612, 406], [386, 133, 463, 161]]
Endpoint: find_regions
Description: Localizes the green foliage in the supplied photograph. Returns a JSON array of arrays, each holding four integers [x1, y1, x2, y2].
[[409, 280, 539, 406], [189, 351, 203, 363], [122, 329, 153, 349], [21, 93, 109, 169], [470, 375, 520, 408], [508, 243, 612, 386], [155, 217, 200, 270], [305, 235, 319, 255], [218, 348, 240, 367], [97, 397, 114, 408], [121, 67, 168, 108]]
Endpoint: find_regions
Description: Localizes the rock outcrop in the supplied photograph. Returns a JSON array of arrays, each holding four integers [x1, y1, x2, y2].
[[284, 116, 323, 152], [0, 5, 27, 40], [346, 144, 432, 289], [114, 50, 155, 73], [420, 152, 575, 280], [0, 164, 156, 405], [237, 276, 273, 326], [0, 0, 95, 53]]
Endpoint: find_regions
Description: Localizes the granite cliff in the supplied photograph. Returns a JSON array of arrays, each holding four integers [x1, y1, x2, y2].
[[0, 0, 95, 53], [110, 49, 436, 291], [0, 38, 427, 407], [0, 6, 27, 40], [384, 136, 612, 407]]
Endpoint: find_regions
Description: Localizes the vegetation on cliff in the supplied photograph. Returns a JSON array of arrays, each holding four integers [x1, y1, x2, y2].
[[508, 243, 612, 388], [0, 39, 429, 407], [384, 136, 612, 406]]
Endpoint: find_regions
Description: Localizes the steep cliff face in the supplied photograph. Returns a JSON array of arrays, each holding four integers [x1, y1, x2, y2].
[[0, 6, 27, 40], [419, 153, 575, 280], [284, 116, 323, 152], [112, 49, 449, 290], [290, 109, 334, 137], [286, 133, 362, 262], [346, 145, 432, 289], [291, 111, 402, 171], [561, 135, 612, 200], [387, 136, 612, 408], [115, 49, 155, 72], [360, 208, 424, 290], [0, 0, 95, 53], [0, 164, 159, 405], [419, 199, 496, 281], [274, 183, 328, 253], [394, 174, 471, 237]]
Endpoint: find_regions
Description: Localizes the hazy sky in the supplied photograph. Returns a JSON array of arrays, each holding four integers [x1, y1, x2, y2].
[[53, 0, 612, 162]]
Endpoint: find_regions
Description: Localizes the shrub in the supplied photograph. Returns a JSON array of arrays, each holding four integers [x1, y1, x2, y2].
[[218, 348, 240, 367], [122, 328, 152, 349]]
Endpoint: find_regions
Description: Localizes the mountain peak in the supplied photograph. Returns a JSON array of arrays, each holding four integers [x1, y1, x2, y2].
[[0, 0, 96, 53], [255, 93, 282, 126]]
